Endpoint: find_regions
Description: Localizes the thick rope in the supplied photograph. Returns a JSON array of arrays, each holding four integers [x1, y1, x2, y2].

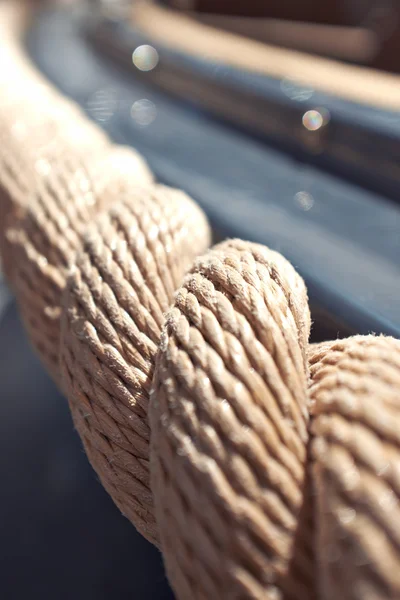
[[61, 186, 210, 542], [1, 2, 400, 598], [309, 337, 400, 599], [151, 240, 314, 598]]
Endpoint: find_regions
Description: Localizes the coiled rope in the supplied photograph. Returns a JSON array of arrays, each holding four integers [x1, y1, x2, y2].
[[1, 2, 400, 598]]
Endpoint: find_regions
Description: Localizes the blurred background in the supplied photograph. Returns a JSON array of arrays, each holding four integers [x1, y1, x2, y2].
[[1, 0, 400, 598]]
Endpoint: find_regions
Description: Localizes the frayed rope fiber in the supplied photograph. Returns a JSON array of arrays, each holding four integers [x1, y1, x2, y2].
[[1, 2, 400, 598]]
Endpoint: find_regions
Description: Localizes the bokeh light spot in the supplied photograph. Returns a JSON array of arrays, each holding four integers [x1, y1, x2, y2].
[[131, 99, 157, 126], [132, 45, 159, 72]]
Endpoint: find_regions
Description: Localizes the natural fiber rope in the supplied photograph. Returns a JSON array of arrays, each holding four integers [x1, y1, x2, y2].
[[1, 2, 400, 598], [61, 185, 210, 542]]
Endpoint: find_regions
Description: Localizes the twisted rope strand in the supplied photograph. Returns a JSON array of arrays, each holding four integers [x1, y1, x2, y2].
[[60, 189, 210, 542], [1, 2, 400, 599], [310, 337, 400, 600], [151, 241, 312, 599]]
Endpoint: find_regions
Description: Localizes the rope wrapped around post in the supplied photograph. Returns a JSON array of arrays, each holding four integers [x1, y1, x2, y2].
[[1, 2, 400, 598]]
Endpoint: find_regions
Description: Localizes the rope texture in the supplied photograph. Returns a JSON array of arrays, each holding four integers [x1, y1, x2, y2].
[[1, 2, 400, 598]]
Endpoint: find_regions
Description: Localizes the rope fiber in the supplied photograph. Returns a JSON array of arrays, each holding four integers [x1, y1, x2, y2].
[[1, 2, 400, 598]]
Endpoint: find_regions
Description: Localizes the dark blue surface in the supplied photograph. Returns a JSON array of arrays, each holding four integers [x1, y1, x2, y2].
[[26, 6, 400, 338], [91, 16, 400, 202]]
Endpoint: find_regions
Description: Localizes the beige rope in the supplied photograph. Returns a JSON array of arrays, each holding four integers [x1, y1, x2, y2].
[[132, 2, 400, 111], [61, 186, 210, 543], [1, 2, 400, 598], [309, 337, 400, 600], [151, 239, 314, 598]]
